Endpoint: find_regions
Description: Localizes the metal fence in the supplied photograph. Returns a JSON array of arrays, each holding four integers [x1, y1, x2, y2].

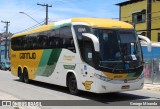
[[143, 55, 160, 84]]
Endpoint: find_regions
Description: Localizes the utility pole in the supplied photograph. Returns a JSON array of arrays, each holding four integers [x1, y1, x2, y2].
[[37, 3, 52, 25], [147, 0, 152, 40], [1, 20, 10, 60], [1, 21, 10, 33]]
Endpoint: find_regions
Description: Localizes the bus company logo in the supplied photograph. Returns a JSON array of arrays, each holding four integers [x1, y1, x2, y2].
[[82, 81, 93, 90], [19, 53, 36, 59], [63, 55, 75, 61], [78, 28, 86, 32]]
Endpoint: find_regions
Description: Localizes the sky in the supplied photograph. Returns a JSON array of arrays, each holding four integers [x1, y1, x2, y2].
[[0, 0, 125, 34]]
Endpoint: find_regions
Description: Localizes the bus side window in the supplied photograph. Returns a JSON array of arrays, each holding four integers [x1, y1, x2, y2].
[[56, 39, 60, 47], [27, 35, 33, 50], [48, 30, 55, 48], [43, 36, 47, 48], [13, 37, 18, 50], [55, 29, 60, 48], [37, 33, 41, 49], [83, 40, 94, 66], [40, 32, 48, 49], [55, 29, 59, 37], [49, 36, 54, 48], [60, 26, 76, 53], [23, 37, 27, 49], [32, 35, 37, 49]]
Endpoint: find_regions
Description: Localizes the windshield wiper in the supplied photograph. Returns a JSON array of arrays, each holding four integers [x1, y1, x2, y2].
[[128, 60, 143, 69], [112, 62, 122, 72], [117, 41, 126, 69], [112, 60, 143, 73]]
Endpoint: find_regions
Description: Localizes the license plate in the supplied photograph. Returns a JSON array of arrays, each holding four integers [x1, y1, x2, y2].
[[121, 85, 130, 89]]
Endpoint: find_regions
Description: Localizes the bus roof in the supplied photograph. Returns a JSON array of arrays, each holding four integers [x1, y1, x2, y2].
[[12, 23, 54, 38], [72, 18, 133, 29], [12, 17, 133, 38]]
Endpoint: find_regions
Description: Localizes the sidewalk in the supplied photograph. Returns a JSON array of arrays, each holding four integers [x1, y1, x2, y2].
[[143, 84, 160, 91]]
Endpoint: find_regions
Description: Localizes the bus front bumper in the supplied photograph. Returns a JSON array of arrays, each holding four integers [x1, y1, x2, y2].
[[94, 77, 144, 93]]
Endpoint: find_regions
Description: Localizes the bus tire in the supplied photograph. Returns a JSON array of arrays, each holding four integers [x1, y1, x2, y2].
[[23, 68, 29, 83], [68, 74, 79, 95], [18, 68, 24, 82]]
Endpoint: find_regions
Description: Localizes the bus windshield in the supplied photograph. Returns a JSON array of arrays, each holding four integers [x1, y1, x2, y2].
[[92, 29, 143, 70]]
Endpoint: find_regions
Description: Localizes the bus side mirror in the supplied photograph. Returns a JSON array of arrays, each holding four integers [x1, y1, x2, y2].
[[138, 35, 152, 52], [82, 33, 100, 52]]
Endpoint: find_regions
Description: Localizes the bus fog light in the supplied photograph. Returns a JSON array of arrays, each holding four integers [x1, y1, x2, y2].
[[100, 76, 106, 81], [95, 74, 100, 79], [141, 83, 144, 86], [105, 78, 109, 81], [95, 73, 111, 82]]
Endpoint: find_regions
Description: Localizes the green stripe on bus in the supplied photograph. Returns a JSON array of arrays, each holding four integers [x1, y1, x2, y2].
[[36, 49, 52, 76], [36, 49, 62, 77], [126, 73, 136, 79], [125, 72, 142, 79], [63, 65, 76, 70]]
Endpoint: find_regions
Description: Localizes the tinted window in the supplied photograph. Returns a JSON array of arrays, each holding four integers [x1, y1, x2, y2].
[[119, 31, 137, 43], [74, 25, 93, 65], [74, 25, 91, 40], [11, 26, 76, 53], [60, 26, 76, 52], [158, 33, 160, 42]]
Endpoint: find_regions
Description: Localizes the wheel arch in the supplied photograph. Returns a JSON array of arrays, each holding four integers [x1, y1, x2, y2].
[[23, 66, 28, 72], [66, 70, 79, 89]]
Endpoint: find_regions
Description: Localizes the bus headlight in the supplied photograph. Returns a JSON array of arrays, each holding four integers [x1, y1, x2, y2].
[[94, 73, 100, 78], [138, 73, 144, 79], [94, 73, 111, 82]]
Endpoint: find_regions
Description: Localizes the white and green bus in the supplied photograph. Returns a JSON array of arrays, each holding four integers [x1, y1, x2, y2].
[[11, 18, 150, 94]]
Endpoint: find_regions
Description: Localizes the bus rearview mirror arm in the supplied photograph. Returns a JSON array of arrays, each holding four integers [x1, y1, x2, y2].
[[138, 35, 152, 52], [82, 33, 100, 52]]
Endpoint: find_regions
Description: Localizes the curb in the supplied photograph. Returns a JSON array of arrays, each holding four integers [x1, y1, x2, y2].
[[143, 84, 160, 92], [143, 87, 160, 91]]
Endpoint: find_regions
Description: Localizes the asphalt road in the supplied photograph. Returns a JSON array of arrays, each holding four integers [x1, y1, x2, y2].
[[0, 70, 160, 109]]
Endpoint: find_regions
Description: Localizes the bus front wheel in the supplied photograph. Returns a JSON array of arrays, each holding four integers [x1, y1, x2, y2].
[[68, 74, 79, 95]]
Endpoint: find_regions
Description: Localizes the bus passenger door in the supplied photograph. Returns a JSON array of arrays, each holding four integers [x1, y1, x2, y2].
[[80, 38, 95, 91]]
